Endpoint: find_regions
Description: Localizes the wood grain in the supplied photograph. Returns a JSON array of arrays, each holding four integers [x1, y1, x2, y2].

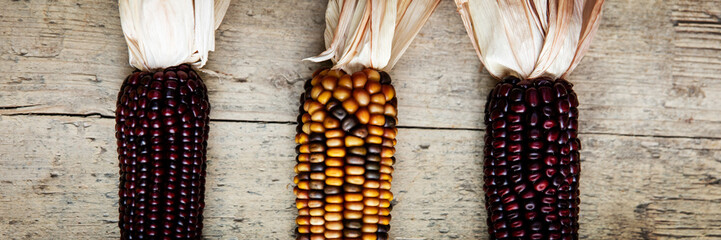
[[1, 116, 720, 239], [1, 0, 720, 239], [2, 0, 721, 137]]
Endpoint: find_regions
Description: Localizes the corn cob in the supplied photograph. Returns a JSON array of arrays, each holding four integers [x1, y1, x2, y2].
[[483, 77, 580, 239], [116, 64, 209, 239], [296, 1, 438, 238], [294, 68, 397, 240], [454, 1, 604, 239], [116, 1, 227, 238]]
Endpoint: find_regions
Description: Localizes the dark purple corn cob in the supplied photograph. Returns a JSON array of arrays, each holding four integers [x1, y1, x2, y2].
[[116, 64, 210, 240], [483, 77, 581, 240]]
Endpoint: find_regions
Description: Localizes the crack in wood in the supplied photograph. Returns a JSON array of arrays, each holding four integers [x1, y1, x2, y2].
[[2, 112, 719, 142], [0, 104, 40, 110], [672, 19, 721, 26], [3, 112, 109, 118], [583, 131, 721, 141]]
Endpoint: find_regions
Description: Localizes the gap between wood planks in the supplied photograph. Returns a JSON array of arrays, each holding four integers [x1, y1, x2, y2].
[[3, 111, 721, 141]]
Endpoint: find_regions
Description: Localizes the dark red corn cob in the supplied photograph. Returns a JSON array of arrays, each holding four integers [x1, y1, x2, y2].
[[116, 64, 210, 240], [483, 77, 580, 240]]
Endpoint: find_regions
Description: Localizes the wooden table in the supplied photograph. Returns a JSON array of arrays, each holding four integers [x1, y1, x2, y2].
[[1, 0, 720, 239]]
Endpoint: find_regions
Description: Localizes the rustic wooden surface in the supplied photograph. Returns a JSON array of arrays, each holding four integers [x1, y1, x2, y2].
[[1, 0, 720, 239]]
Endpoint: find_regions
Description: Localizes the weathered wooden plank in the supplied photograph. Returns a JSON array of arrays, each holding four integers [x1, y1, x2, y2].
[[1, 115, 720, 239], [1, 0, 720, 138], [2, 0, 721, 239]]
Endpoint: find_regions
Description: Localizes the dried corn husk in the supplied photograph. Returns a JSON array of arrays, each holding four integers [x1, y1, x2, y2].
[[119, 0, 231, 71], [306, 0, 441, 73], [455, 0, 605, 80]]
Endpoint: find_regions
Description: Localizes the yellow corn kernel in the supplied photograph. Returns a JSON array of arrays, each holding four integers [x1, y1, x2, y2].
[[344, 193, 364, 202], [384, 103, 397, 117], [379, 199, 391, 208], [324, 212, 343, 222], [296, 133, 309, 144], [323, 117, 340, 129], [345, 165, 365, 175], [324, 230, 342, 238], [362, 188, 379, 197], [326, 158, 344, 167], [352, 72, 368, 88], [382, 85, 395, 101], [338, 75, 353, 89], [365, 81, 381, 94], [310, 225, 325, 233], [364, 180, 380, 189], [326, 195, 343, 204], [366, 136, 383, 144], [363, 69, 380, 82], [346, 175, 365, 185], [381, 158, 394, 166], [326, 138, 343, 147], [342, 99, 359, 114], [296, 162, 310, 173], [381, 147, 395, 158], [310, 172, 326, 180], [296, 200, 308, 209], [345, 201, 364, 211], [380, 165, 393, 174], [379, 215, 391, 225], [308, 101, 324, 114], [297, 154, 309, 162], [364, 197, 380, 207], [362, 223, 378, 233], [311, 110, 326, 122], [344, 210, 363, 219], [325, 129, 345, 138], [317, 90, 332, 104], [299, 144, 310, 154], [370, 93, 386, 105], [380, 180, 391, 190], [367, 125, 384, 136], [363, 215, 379, 224], [297, 216, 310, 225], [310, 122, 325, 133], [353, 89, 371, 106], [309, 208, 325, 216], [326, 177, 344, 186], [322, 76, 338, 90], [308, 200, 324, 208], [368, 103, 385, 114], [362, 233, 377, 240], [363, 206, 379, 215], [325, 204, 343, 212], [326, 69, 344, 79], [379, 208, 390, 216], [345, 135, 364, 147], [379, 190, 393, 200]]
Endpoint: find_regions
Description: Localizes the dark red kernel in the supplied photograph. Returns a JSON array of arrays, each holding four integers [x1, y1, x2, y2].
[[526, 88, 539, 107]]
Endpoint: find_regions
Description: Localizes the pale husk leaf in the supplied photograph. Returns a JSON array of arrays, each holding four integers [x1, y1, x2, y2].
[[306, 0, 441, 73], [119, 0, 230, 72], [455, 0, 605, 80]]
